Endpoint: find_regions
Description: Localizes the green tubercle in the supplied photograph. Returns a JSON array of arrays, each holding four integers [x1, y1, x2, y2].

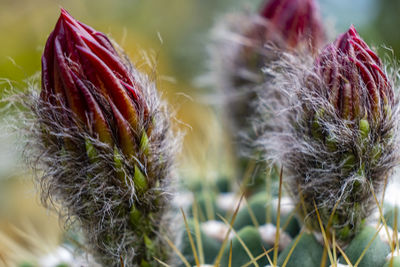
[[130, 205, 142, 225], [220, 226, 268, 267], [384, 256, 400, 267], [359, 119, 370, 139], [144, 234, 156, 261], [339, 226, 390, 267], [85, 138, 98, 162], [311, 111, 324, 141], [140, 132, 150, 156], [113, 147, 126, 183], [342, 153, 356, 171], [337, 225, 351, 240], [140, 260, 151, 267], [134, 165, 148, 193], [277, 232, 324, 267]]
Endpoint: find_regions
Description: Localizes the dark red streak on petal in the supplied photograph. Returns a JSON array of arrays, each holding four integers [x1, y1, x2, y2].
[[81, 35, 133, 84], [71, 71, 114, 145], [76, 45, 138, 127], [54, 37, 87, 122], [41, 31, 55, 101]]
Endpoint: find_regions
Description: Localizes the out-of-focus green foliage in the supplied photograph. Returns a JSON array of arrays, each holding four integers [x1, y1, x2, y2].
[[374, 0, 400, 58]]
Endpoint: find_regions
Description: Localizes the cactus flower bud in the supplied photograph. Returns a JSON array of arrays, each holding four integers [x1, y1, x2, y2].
[[257, 26, 399, 242], [209, 0, 326, 182], [211, 0, 326, 89], [41, 8, 149, 153], [229, 0, 325, 85], [316, 25, 393, 122], [259, 0, 325, 52], [26, 9, 178, 266]]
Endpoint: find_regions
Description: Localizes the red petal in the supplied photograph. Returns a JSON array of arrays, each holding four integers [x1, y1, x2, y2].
[[60, 8, 100, 47], [349, 39, 374, 64], [109, 98, 137, 157], [76, 45, 139, 128], [261, 0, 288, 19], [71, 71, 114, 146], [78, 21, 118, 55], [41, 31, 55, 102], [370, 63, 392, 104], [80, 35, 133, 84], [54, 37, 87, 122], [352, 58, 380, 119]]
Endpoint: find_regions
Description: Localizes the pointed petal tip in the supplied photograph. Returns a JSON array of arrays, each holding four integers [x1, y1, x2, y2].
[[348, 25, 358, 36], [59, 7, 79, 26], [59, 7, 69, 19]]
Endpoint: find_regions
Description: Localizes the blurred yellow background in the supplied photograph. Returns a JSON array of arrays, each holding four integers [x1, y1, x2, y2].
[[0, 0, 399, 265], [0, 1, 246, 265]]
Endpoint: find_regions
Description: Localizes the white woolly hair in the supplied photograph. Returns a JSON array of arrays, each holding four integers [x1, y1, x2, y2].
[[206, 11, 322, 163], [206, 12, 283, 158], [255, 50, 400, 241], [16, 54, 181, 266]]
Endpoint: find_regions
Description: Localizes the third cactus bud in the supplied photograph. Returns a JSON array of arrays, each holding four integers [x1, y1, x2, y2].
[[256, 25, 400, 242], [316, 25, 393, 123]]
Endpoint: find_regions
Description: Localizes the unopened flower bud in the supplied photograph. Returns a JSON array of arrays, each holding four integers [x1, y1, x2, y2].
[[209, 0, 326, 181], [259, 0, 325, 52], [41, 9, 150, 156], [316, 25, 393, 123], [26, 9, 178, 266], [257, 26, 399, 242]]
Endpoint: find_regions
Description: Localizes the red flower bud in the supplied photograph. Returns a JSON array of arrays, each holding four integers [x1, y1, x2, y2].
[[255, 23, 399, 243], [32, 9, 178, 265], [260, 0, 325, 52], [41, 8, 148, 151], [317, 25, 393, 121]]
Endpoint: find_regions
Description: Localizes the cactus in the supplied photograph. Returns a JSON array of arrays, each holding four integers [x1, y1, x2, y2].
[[11, 2, 400, 267], [176, 12, 400, 267], [177, 173, 400, 267], [178, 168, 299, 267], [22, 9, 179, 266]]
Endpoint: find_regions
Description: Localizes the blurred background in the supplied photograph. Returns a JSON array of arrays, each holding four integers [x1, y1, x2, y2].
[[0, 0, 399, 265]]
